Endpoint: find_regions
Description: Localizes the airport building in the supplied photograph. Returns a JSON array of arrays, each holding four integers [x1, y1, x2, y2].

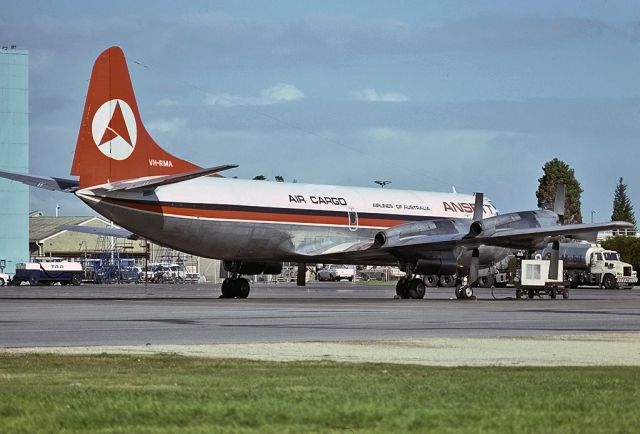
[[0, 46, 29, 274]]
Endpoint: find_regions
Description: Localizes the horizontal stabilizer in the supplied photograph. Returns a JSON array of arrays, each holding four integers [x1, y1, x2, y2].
[[105, 164, 238, 192], [60, 224, 138, 240], [0, 170, 79, 192]]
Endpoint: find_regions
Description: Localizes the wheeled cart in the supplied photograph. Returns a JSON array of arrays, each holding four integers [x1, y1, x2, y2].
[[514, 259, 569, 300]]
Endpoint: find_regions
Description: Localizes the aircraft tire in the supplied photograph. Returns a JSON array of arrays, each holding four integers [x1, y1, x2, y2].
[[460, 286, 474, 299], [236, 278, 251, 299], [528, 289, 535, 299], [29, 276, 39, 286], [562, 289, 569, 299], [424, 275, 438, 287], [440, 275, 454, 287], [408, 278, 426, 299], [220, 278, 235, 298], [478, 275, 494, 288], [550, 287, 557, 299], [454, 285, 463, 299], [395, 278, 410, 299]]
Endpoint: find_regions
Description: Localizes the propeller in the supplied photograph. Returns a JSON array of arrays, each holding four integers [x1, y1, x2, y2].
[[548, 184, 565, 279], [548, 240, 560, 280], [467, 193, 484, 285], [468, 248, 480, 286], [468, 192, 485, 236], [473, 192, 484, 221], [553, 184, 566, 224]]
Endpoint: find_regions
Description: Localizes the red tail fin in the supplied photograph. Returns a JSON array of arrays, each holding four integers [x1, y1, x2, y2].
[[71, 46, 198, 188]]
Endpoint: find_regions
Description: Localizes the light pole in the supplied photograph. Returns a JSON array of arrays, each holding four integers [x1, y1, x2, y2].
[[591, 210, 596, 224], [374, 180, 391, 188]]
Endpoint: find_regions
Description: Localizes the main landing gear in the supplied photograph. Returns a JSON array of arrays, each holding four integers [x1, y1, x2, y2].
[[395, 277, 426, 299], [220, 276, 250, 299]]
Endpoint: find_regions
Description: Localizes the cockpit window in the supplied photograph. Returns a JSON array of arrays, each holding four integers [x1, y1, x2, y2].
[[595, 253, 603, 261]]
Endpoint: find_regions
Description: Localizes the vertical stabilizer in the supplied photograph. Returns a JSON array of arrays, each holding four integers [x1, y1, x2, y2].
[[71, 46, 198, 188]]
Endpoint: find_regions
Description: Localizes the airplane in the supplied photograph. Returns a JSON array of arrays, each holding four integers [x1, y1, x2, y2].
[[0, 46, 633, 299]]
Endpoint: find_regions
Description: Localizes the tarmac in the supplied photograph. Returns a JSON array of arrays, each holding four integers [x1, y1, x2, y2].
[[1, 282, 639, 366]]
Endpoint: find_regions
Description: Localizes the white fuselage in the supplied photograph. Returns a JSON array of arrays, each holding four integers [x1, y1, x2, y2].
[[77, 177, 501, 266]]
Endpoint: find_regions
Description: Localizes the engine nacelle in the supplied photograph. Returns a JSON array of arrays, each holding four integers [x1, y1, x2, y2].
[[374, 220, 462, 248], [223, 261, 283, 275]]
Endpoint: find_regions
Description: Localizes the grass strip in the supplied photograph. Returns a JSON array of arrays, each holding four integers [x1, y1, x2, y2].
[[1, 353, 639, 433]]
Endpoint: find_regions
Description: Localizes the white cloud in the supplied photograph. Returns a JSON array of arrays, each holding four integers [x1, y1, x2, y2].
[[351, 88, 408, 102], [204, 83, 304, 107]]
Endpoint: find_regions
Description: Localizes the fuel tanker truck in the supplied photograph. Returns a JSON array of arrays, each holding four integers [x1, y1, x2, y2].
[[540, 242, 636, 289]]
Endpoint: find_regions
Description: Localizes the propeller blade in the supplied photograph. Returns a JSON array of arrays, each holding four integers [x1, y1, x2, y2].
[[468, 248, 480, 286], [473, 192, 484, 221], [554, 184, 566, 224], [548, 240, 560, 280]]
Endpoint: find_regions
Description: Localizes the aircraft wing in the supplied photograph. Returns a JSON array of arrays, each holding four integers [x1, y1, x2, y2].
[[375, 221, 634, 254], [0, 169, 79, 192], [60, 224, 139, 240], [477, 221, 633, 248]]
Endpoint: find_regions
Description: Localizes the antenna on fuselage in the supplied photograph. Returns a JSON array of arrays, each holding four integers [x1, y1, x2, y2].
[[467, 192, 485, 286]]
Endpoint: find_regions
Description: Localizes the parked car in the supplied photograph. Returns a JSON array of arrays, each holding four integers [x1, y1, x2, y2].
[[357, 266, 386, 281], [0, 272, 11, 286], [317, 264, 354, 282]]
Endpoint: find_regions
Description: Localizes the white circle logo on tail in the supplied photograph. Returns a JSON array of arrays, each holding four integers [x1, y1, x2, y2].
[[91, 99, 138, 160]]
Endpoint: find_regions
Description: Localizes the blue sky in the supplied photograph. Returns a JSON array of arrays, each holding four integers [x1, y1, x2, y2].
[[1, 1, 640, 222]]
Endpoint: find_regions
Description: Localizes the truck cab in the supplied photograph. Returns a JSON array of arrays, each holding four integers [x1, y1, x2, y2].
[[590, 249, 636, 289]]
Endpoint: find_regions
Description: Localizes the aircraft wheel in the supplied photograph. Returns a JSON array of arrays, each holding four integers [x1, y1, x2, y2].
[[395, 278, 410, 299], [236, 278, 251, 299], [454, 285, 463, 299], [424, 275, 438, 287], [550, 287, 557, 299], [478, 275, 494, 288], [220, 278, 235, 298], [408, 278, 426, 299], [71, 274, 82, 286], [516, 289, 522, 299], [440, 275, 454, 287], [29, 276, 39, 286], [562, 289, 569, 299], [0, 278, 4, 287], [528, 289, 535, 299], [460, 286, 474, 299]]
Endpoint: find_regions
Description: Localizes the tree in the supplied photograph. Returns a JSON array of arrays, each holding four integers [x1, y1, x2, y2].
[[536, 158, 583, 223], [252, 175, 267, 180], [611, 177, 636, 227]]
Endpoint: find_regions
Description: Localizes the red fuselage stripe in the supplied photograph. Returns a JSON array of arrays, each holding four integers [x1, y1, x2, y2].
[[102, 197, 412, 227]]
